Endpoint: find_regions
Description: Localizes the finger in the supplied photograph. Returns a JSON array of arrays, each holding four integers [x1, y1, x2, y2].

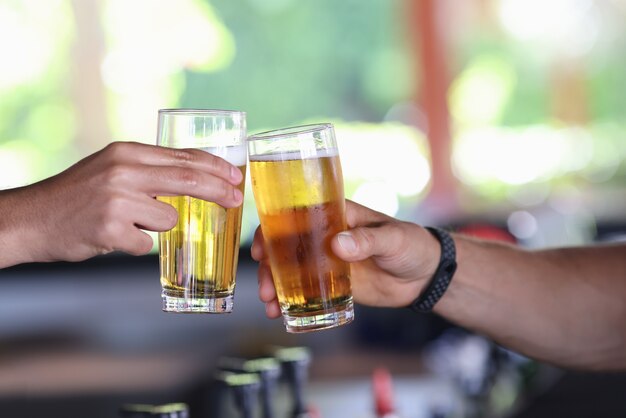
[[132, 197, 179, 232], [331, 222, 406, 262], [104, 142, 244, 185], [251, 226, 266, 261], [344, 199, 394, 228], [265, 299, 281, 319], [139, 165, 244, 208], [115, 229, 155, 256], [258, 262, 277, 303], [163, 147, 244, 185]]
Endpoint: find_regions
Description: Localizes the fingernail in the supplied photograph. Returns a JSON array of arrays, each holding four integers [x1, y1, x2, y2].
[[337, 232, 357, 254], [230, 166, 242, 183], [233, 188, 243, 203]]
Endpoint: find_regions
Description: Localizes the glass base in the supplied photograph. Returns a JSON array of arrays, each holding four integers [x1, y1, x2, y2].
[[282, 301, 354, 333], [162, 292, 234, 313]]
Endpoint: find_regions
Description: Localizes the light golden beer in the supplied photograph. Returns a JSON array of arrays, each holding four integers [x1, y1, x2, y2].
[[157, 108, 246, 313], [250, 151, 353, 326], [158, 165, 246, 308]]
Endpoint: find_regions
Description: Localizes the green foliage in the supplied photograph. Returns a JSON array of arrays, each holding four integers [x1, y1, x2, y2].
[[181, 0, 414, 132]]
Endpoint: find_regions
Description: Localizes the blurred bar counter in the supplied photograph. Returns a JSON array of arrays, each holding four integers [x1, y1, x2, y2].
[[1, 253, 626, 417]]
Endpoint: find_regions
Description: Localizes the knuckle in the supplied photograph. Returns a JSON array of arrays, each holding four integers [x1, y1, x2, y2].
[[103, 164, 131, 186], [96, 219, 124, 246], [200, 152, 221, 169], [204, 153, 230, 176], [214, 179, 231, 200], [95, 197, 129, 243], [101, 194, 127, 220], [172, 149, 196, 165], [104, 141, 129, 160], [95, 245, 114, 256], [177, 168, 199, 186], [358, 227, 376, 251]]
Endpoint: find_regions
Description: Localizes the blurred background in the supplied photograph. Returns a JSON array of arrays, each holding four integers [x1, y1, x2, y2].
[[1, 0, 625, 417]]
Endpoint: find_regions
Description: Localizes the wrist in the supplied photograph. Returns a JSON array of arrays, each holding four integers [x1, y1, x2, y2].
[[0, 187, 48, 268], [409, 227, 458, 313], [419, 225, 442, 282], [392, 225, 442, 307]]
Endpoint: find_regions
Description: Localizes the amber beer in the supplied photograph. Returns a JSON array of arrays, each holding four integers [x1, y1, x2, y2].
[[250, 140, 353, 332]]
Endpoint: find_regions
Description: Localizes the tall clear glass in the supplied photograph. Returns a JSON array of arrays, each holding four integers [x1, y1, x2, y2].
[[248, 123, 354, 332], [157, 109, 246, 313]]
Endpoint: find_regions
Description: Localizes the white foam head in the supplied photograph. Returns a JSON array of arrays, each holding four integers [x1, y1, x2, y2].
[[249, 147, 338, 162], [202, 145, 247, 166]]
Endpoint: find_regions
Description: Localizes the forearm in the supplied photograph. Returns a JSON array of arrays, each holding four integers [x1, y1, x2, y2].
[[0, 187, 43, 268], [435, 236, 626, 370]]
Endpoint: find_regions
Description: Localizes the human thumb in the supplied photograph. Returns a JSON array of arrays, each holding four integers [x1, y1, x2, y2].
[[333, 224, 402, 262]]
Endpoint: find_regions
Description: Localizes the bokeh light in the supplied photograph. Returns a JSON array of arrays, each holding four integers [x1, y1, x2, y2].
[[336, 122, 431, 217], [498, 0, 600, 57], [0, 0, 72, 91], [102, 0, 235, 143], [449, 55, 517, 127]]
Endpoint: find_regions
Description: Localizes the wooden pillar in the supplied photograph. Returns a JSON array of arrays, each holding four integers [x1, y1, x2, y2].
[[410, 0, 459, 221]]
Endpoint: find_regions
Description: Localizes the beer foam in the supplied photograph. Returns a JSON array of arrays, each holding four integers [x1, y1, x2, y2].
[[201, 145, 247, 166], [249, 147, 339, 161]]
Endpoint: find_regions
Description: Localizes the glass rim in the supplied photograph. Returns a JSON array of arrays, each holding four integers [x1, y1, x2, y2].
[[247, 123, 333, 142], [158, 108, 246, 117]]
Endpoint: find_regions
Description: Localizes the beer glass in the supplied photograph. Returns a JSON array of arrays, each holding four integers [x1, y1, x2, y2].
[[248, 123, 353, 332], [157, 109, 246, 313]]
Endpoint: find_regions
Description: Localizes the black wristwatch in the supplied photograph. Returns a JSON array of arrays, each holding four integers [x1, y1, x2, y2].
[[409, 227, 457, 313]]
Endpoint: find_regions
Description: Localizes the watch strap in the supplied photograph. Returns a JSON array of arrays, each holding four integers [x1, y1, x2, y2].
[[409, 227, 457, 313]]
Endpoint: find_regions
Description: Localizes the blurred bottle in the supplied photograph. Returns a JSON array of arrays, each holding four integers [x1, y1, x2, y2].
[[244, 357, 282, 418], [218, 356, 281, 418], [273, 346, 317, 418], [217, 371, 261, 418], [119, 404, 153, 418], [119, 403, 189, 418], [152, 403, 190, 418]]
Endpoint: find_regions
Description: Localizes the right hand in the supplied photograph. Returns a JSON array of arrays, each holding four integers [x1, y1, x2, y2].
[[0, 141, 244, 268], [251, 200, 442, 318]]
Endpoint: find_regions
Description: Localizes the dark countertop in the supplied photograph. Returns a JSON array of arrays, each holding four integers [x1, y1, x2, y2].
[[2, 253, 626, 417]]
